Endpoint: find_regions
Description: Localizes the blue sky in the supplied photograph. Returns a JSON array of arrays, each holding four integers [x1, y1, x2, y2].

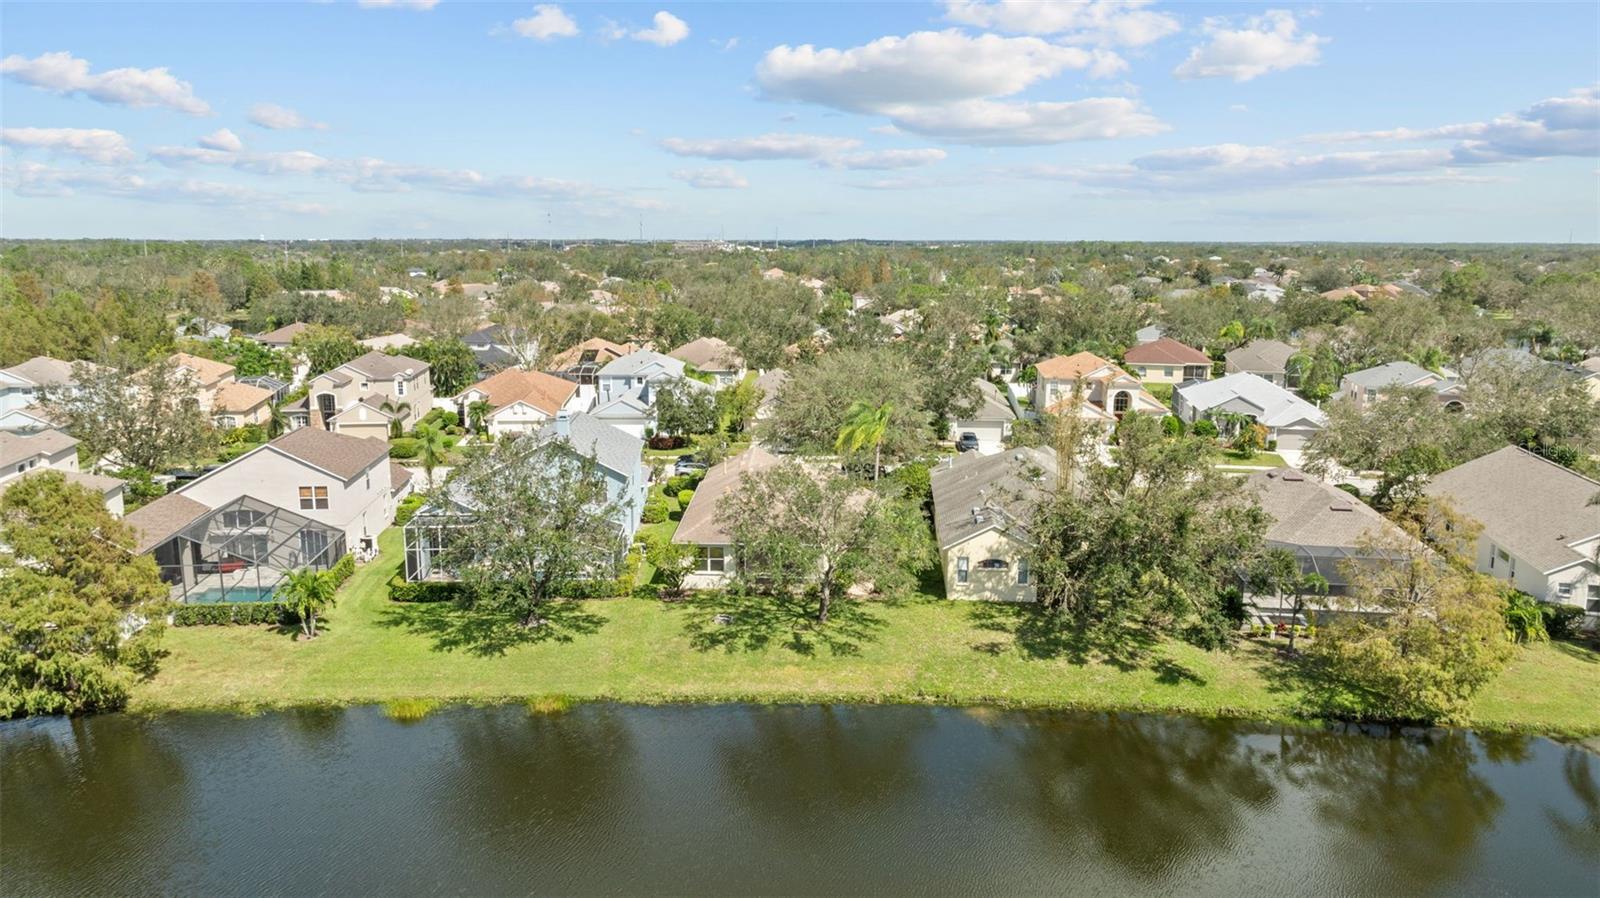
[[2, 1, 1597, 241]]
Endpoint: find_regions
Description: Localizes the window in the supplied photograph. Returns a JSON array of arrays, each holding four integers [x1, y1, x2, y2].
[[1017, 558, 1030, 585], [221, 509, 265, 529], [1163, 367, 1174, 378], [977, 558, 1010, 571], [1557, 582, 1574, 601], [359, 380, 369, 391], [696, 545, 726, 573], [396, 377, 407, 397], [217, 416, 237, 428], [1112, 391, 1131, 413], [298, 486, 329, 510], [956, 557, 969, 584]]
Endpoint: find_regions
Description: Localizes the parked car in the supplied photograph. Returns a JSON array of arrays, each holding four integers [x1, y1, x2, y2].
[[955, 432, 980, 452], [673, 456, 707, 476]]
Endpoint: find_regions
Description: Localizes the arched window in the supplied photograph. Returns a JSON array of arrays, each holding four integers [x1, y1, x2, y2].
[[977, 558, 1010, 571], [1113, 391, 1132, 413], [1444, 400, 1464, 413]]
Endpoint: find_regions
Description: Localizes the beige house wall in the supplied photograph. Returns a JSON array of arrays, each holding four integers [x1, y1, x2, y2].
[[941, 528, 1037, 602], [178, 445, 394, 550]]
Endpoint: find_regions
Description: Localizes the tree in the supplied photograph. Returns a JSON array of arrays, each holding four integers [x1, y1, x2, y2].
[[407, 337, 477, 396], [760, 347, 933, 461], [835, 400, 893, 481], [1307, 502, 1512, 722], [437, 438, 626, 627], [379, 400, 413, 438], [0, 472, 166, 717], [1032, 414, 1268, 647], [1501, 592, 1548, 645], [413, 422, 448, 488], [719, 461, 927, 622], [467, 399, 492, 434], [46, 359, 213, 472], [418, 283, 482, 339], [293, 325, 363, 378], [266, 401, 289, 439], [1248, 548, 1328, 651], [645, 535, 697, 596], [279, 568, 335, 639], [715, 376, 761, 436], [653, 378, 718, 437]]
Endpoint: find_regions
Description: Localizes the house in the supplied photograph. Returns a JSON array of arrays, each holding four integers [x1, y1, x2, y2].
[[403, 411, 646, 581], [0, 428, 126, 516], [0, 404, 65, 434], [253, 322, 309, 350], [464, 324, 534, 373], [1244, 468, 1423, 622], [358, 332, 420, 352], [1425, 446, 1598, 617], [929, 447, 1058, 602], [671, 446, 784, 589], [546, 338, 636, 386], [1031, 351, 1168, 426], [210, 380, 275, 429], [1173, 373, 1328, 450], [1123, 338, 1212, 385], [596, 350, 687, 404], [1223, 339, 1298, 387], [430, 280, 498, 301], [590, 390, 656, 439], [1583, 357, 1600, 401], [1339, 361, 1463, 411], [1133, 325, 1164, 345], [753, 369, 787, 421], [239, 375, 291, 405], [667, 336, 746, 386], [948, 379, 1016, 455], [302, 350, 432, 438], [0, 356, 96, 416], [454, 367, 583, 436], [167, 352, 237, 413], [878, 308, 921, 338]]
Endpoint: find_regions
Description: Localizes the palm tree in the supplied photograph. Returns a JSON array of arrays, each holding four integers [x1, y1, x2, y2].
[[266, 401, 288, 439], [467, 400, 492, 435], [380, 400, 412, 439], [413, 422, 448, 488], [1217, 319, 1246, 350], [280, 568, 335, 639], [835, 400, 893, 481]]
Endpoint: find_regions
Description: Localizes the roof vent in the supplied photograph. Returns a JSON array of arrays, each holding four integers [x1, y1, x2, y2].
[[971, 506, 985, 524], [1282, 471, 1305, 481], [1329, 500, 1353, 512]]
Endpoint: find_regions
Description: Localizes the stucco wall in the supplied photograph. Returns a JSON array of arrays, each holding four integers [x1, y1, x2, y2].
[[941, 528, 1037, 602], [178, 445, 393, 550]]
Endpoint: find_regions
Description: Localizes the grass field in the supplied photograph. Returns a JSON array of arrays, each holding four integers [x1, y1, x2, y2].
[[133, 528, 1600, 737]]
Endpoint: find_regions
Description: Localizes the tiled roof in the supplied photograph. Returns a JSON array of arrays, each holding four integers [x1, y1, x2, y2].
[[211, 381, 274, 413], [169, 352, 235, 385], [1124, 337, 1210, 366], [547, 338, 633, 371], [1035, 351, 1117, 380], [462, 367, 577, 416]]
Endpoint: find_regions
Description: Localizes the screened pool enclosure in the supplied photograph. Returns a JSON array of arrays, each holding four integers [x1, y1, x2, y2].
[[148, 495, 346, 603]]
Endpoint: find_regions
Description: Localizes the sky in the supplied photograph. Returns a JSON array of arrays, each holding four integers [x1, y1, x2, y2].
[[1, 1, 1597, 242]]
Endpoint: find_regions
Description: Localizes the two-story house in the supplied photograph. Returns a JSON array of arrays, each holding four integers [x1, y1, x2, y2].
[[302, 350, 433, 439], [0, 428, 126, 516], [1031, 351, 1168, 428], [1425, 446, 1599, 621], [595, 349, 687, 404], [168, 352, 237, 414], [0, 356, 96, 416], [930, 447, 1059, 602], [1123, 338, 1213, 386]]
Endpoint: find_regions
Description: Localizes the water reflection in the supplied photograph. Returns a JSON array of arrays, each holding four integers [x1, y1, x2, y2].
[[1549, 747, 1600, 858]]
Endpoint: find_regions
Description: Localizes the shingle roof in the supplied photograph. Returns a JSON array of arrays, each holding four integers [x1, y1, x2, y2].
[[1, 356, 85, 387], [1224, 339, 1297, 375], [597, 349, 685, 379], [389, 462, 413, 492], [1425, 446, 1600, 573], [461, 367, 577, 416], [342, 350, 428, 381], [1176, 373, 1328, 428], [546, 338, 634, 371], [536, 413, 643, 479], [254, 322, 309, 345], [169, 352, 235, 385], [1248, 469, 1416, 550], [958, 379, 1016, 424], [267, 427, 391, 480], [668, 336, 745, 371], [211, 380, 274, 413], [1124, 337, 1210, 366], [930, 447, 1058, 549], [1035, 351, 1118, 380], [126, 493, 212, 554], [673, 446, 784, 545], [0, 429, 79, 468], [1342, 360, 1438, 389]]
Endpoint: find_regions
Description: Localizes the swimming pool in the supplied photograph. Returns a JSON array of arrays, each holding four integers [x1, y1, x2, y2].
[[185, 585, 279, 604]]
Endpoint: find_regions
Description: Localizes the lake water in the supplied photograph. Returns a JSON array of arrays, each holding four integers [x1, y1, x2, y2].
[[4, 704, 1597, 896]]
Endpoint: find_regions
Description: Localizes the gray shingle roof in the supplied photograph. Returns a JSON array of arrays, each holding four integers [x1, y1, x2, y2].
[[958, 379, 1016, 424], [126, 493, 213, 554], [267, 427, 391, 480], [929, 447, 1057, 549], [597, 349, 685, 379], [1425, 446, 1600, 573], [0, 429, 78, 468], [343, 350, 428, 381], [1342, 360, 1438, 389], [673, 446, 783, 546], [1176, 373, 1328, 428], [1224, 339, 1296, 375], [1247, 469, 1415, 550], [536, 413, 643, 479]]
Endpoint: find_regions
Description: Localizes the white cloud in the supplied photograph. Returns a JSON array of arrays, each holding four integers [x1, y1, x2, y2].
[[1305, 87, 1600, 164], [151, 143, 334, 176], [248, 103, 328, 131], [754, 29, 1154, 145], [758, 30, 1121, 113], [659, 132, 861, 160], [670, 166, 749, 189], [512, 5, 579, 40], [2, 160, 329, 213], [198, 128, 244, 152], [827, 148, 948, 170], [0, 51, 211, 115], [0, 127, 135, 164], [357, 0, 439, 10], [713, 37, 740, 51], [633, 11, 690, 46], [942, 0, 1179, 47], [1174, 10, 1325, 82]]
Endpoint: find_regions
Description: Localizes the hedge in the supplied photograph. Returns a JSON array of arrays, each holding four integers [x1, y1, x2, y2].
[[641, 494, 669, 524], [677, 489, 695, 508], [395, 493, 427, 527], [389, 438, 420, 459], [1541, 603, 1587, 641], [173, 602, 291, 627], [389, 575, 466, 603]]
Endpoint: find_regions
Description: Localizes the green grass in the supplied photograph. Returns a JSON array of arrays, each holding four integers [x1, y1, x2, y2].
[[1209, 449, 1289, 468], [132, 528, 1600, 736]]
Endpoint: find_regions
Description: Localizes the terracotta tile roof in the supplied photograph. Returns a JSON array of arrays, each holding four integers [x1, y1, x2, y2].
[[1035, 351, 1117, 381], [462, 368, 578, 416], [1123, 337, 1210, 366]]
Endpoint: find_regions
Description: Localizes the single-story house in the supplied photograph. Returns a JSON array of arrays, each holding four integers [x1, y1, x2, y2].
[[1339, 361, 1463, 411], [454, 367, 584, 436], [668, 336, 746, 386], [1123, 337, 1212, 385], [253, 322, 309, 350], [929, 447, 1058, 602], [1425, 446, 1598, 618], [1172, 373, 1328, 450], [947, 379, 1016, 455], [671, 446, 784, 590], [1224, 339, 1298, 387]]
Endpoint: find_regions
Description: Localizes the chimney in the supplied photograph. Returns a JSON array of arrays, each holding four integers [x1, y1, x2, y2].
[[554, 410, 572, 436]]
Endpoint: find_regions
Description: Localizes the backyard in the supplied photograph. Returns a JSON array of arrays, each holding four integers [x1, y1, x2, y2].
[[133, 528, 1600, 737]]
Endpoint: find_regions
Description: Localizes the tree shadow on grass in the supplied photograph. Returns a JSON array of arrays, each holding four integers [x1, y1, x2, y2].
[[379, 600, 606, 657], [964, 602, 1213, 683], [1550, 639, 1600, 665], [671, 591, 886, 658]]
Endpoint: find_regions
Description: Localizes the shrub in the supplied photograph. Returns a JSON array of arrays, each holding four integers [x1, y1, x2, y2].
[[677, 489, 695, 508], [1191, 419, 1219, 438], [217, 443, 254, 462], [389, 437, 420, 459], [1160, 415, 1184, 437], [1334, 482, 1363, 499], [1540, 603, 1586, 641], [388, 575, 466, 603], [648, 434, 686, 450], [641, 494, 669, 524], [420, 408, 459, 430], [889, 461, 931, 506], [382, 698, 439, 723], [330, 553, 356, 587], [395, 493, 427, 526], [172, 602, 291, 626], [1266, 439, 1279, 451]]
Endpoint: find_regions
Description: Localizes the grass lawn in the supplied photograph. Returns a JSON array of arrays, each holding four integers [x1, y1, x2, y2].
[[1210, 449, 1289, 468], [133, 528, 1600, 737]]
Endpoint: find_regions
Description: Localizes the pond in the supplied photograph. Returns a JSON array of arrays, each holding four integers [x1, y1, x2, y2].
[[3, 705, 1597, 896]]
